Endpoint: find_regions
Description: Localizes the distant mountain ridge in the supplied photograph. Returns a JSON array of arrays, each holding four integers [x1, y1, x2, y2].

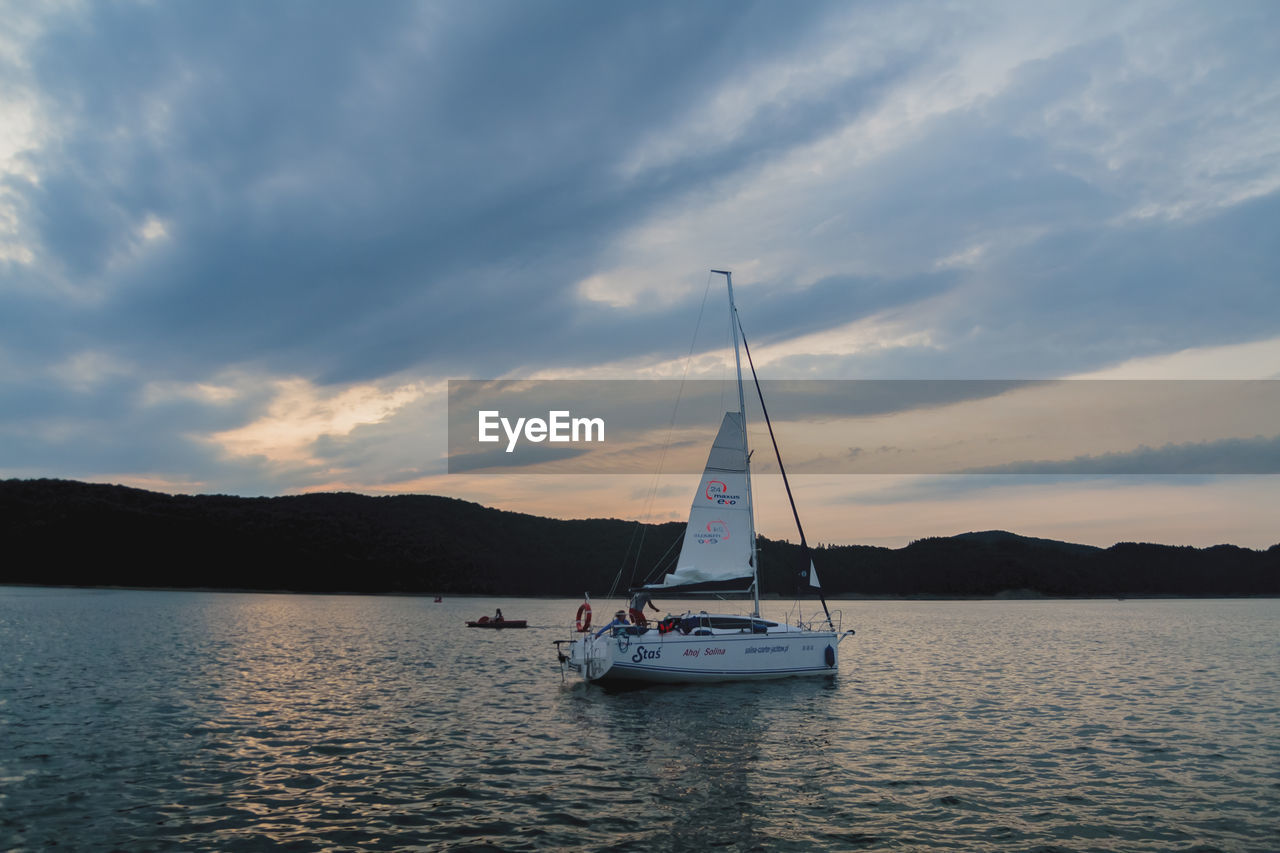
[[951, 530, 1103, 554], [1, 478, 1276, 597]]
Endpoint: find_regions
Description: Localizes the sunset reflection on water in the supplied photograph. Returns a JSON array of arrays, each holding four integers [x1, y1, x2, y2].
[[1, 590, 1277, 851]]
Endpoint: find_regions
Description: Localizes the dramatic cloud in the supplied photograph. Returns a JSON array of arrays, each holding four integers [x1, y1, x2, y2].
[[964, 435, 1280, 476], [1, 1, 1277, 546]]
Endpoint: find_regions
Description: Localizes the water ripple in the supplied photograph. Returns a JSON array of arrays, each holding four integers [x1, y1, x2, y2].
[[1, 591, 1277, 851]]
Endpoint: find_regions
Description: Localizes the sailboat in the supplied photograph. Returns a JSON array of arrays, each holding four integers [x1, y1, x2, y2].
[[556, 270, 854, 684]]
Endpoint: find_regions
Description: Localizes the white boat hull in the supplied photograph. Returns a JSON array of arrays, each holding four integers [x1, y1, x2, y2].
[[564, 626, 841, 684]]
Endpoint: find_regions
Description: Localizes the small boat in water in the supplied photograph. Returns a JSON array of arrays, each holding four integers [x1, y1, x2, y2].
[[467, 616, 528, 629], [556, 270, 854, 685]]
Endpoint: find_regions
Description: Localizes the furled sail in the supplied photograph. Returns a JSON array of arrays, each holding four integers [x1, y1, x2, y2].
[[647, 411, 754, 591]]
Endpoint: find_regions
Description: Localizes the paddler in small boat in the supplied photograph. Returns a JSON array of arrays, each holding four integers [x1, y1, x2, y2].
[[494, 608, 503, 623]]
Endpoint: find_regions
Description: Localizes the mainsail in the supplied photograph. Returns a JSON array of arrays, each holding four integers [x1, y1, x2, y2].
[[647, 411, 754, 591]]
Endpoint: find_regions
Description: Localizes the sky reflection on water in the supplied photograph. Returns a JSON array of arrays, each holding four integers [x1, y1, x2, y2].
[[1, 590, 1277, 851]]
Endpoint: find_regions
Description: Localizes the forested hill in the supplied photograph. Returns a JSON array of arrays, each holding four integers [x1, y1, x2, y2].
[[2, 478, 1277, 597]]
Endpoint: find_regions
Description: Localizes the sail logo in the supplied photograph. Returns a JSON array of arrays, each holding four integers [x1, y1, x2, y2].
[[704, 480, 741, 505], [696, 520, 729, 544]]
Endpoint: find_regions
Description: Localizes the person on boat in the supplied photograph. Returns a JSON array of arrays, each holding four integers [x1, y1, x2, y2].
[[494, 608, 503, 622], [594, 610, 629, 638], [628, 590, 659, 628]]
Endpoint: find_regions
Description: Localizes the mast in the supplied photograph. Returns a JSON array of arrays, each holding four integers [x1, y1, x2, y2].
[[712, 269, 759, 617]]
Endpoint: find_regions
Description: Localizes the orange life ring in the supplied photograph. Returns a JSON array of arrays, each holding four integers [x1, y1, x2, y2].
[[575, 602, 592, 632]]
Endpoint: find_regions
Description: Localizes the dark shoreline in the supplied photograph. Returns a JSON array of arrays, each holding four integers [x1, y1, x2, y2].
[[4, 582, 1278, 603], [3, 478, 1277, 598]]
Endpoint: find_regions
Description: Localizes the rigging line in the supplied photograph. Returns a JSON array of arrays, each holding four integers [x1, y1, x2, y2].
[[735, 315, 835, 630], [649, 528, 684, 578], [630, 271, 718, 589], [607, 523, 647, 600], [626, 528, 683, 595]]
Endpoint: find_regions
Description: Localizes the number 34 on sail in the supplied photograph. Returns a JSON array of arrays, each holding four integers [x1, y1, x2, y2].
[[555, 270, 855, 685]]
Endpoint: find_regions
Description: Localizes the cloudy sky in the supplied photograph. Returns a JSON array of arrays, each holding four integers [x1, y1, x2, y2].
[[2, 1, 1278, 548]]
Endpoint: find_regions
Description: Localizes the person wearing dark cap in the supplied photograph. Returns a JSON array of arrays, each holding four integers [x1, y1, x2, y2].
[[595, 609, 630, 638]]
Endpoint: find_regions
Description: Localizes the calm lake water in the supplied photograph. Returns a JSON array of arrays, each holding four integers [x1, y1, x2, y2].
[[1, 589, 1277, 852]]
